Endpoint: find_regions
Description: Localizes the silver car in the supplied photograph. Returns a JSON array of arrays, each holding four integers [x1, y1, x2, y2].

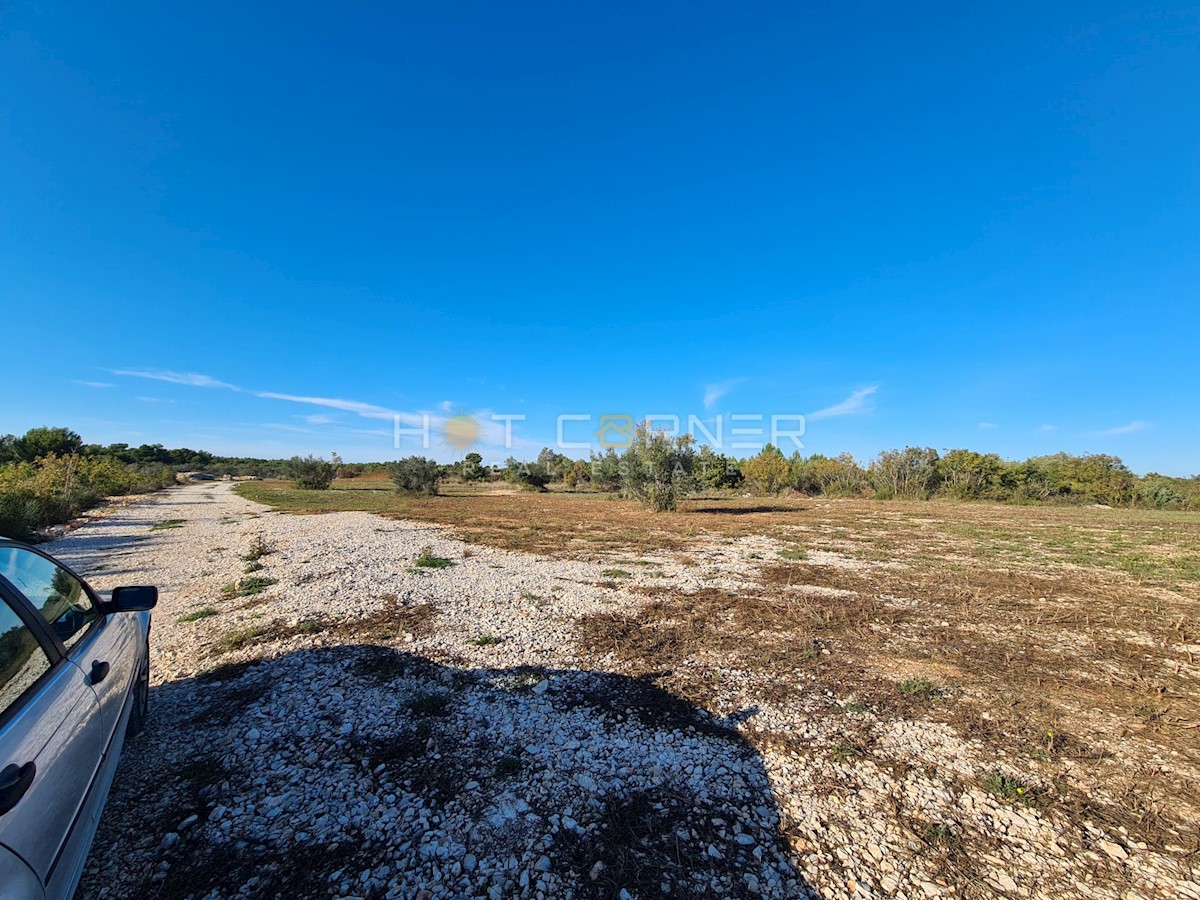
[[0, 541, 157, 900]]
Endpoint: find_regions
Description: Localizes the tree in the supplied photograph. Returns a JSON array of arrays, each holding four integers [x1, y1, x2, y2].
[[741, 444, 791, 495], [589, 449, 622, 492], [936, 449, 1004, 500], [389, 456, 441, 495], [287, 454, 338, 490], [460, 452, 485, 482], [695, 446, 743, 490], [793, 453, 868, 497], [13, 427, 83, 462], [619, 422, 696, 512], [562, 459, 590, 490]]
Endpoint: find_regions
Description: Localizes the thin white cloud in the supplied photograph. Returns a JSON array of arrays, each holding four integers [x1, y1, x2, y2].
[[1092, 420, 1149, 436], [113, 369, 240, 390], [263, 423, 313, 434], [438, 400, 455, 413], [807, 386, 878, 421], [137, 396, 176, 404], [977, 422, 998, 430], [703, 378, 746, 409], [74, 380, 114, 389], [299, 414, 335, 425], [254, 391, 397, 420], [1037, 424, 1056, 432]]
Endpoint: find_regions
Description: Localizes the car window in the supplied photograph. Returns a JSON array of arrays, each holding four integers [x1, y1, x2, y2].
[[0, 547, 98, 651], [0, 596, 52, 717]]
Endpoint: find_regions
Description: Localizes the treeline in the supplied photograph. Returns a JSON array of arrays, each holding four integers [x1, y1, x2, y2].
[[427, 430, 1197, 512], [1, 426, 295, 540]]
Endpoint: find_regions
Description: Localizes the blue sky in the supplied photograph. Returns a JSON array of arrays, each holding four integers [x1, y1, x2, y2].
[[1, 2, 1197, 474]]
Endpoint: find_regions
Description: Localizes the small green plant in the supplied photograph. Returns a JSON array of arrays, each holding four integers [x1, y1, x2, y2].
[[899, 677, 944, 701], [600, 568, 632, 579], [921, 822, 961, 849], [178, 606, 218, 622], [243, 560, 264, 573], [778, 549, 806, 560], [297, 619, 325, 635], [220, 576, 278, 598], [830, 743, 862, 762], [496, 756, 522, 777], [212, 624, 271, 654], [494, 672, 542, 692], [982, 771, 1041, 807], [415, 547, 454, 569], [240, 536, 274, 562], [468, 633, 504, 647], [408, 692, 450, 717], [842, 701, 871, 714], [150, 518, 185, 531]]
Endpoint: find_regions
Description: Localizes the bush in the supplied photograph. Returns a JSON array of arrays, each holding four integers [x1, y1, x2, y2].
[[870, 447, 941, 499], [389, 456, 440, 496], [589, 450, 622, 492], [338, 463, 365, 479], [0, 491, 45, 541], [793, 453, 868, 497], [695, 447, 742, 490], [618, 422, 696, 512], [287, 455, 338, 490], [741, 444, 791, 495], [936, 449, 1004, 500], [502, 458, 551, 491]]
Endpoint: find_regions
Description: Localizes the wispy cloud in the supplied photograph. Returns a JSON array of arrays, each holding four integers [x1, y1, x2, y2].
[[263, 423, 313, 434], [1092, 420, 1149, 436], [1037, 424, 1056, 432], [703, 378, 746, 409], [299, 414, 335, 425], [254, 391, 398, 421], [113, 369, 240, 390], [137, 396, 176, 404], [807, 386, 878, 421], [74, 380, 114, 389], [977, 422, 998, 430]]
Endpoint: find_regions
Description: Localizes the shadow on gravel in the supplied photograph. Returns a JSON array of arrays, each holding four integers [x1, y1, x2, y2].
[[77, 646, 815, 900]]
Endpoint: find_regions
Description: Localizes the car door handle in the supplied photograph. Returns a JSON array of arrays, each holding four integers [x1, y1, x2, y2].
[[0, 762, 36, 816], [90, 660, 110, 684]]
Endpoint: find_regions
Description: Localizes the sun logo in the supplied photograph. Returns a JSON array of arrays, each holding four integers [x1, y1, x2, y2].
[[441, 412, 481, 452]]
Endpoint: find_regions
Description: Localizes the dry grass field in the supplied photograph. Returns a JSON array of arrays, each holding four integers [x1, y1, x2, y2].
[[236, 476, 1200, 894]]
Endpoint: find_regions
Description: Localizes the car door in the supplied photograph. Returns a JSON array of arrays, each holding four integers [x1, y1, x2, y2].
[[0, 546, 137, 746], [0, 586, 104, 894]]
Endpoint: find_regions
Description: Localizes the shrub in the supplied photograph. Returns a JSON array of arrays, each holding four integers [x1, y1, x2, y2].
[[695, 447, 742, 490], [337, 463, 365, 479], [459, 452, 486, 482], [389, 456, 441, 495], [793, 453, 868, 497], [287, 455, 338, 490], [0, 491, 44, 541], [618, 422, 696, 512], [741, 444, 792, 495], [870, 447, 941, 499], [589, 450, 623, 492], [936, 449, 1004, 500]]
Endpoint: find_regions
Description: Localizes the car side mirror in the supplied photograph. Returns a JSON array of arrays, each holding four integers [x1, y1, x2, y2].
[[110, 586, 158, 612]]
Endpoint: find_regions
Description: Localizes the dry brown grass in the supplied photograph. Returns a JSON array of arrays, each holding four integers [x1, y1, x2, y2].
[[239, 481, 1200, 857]]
